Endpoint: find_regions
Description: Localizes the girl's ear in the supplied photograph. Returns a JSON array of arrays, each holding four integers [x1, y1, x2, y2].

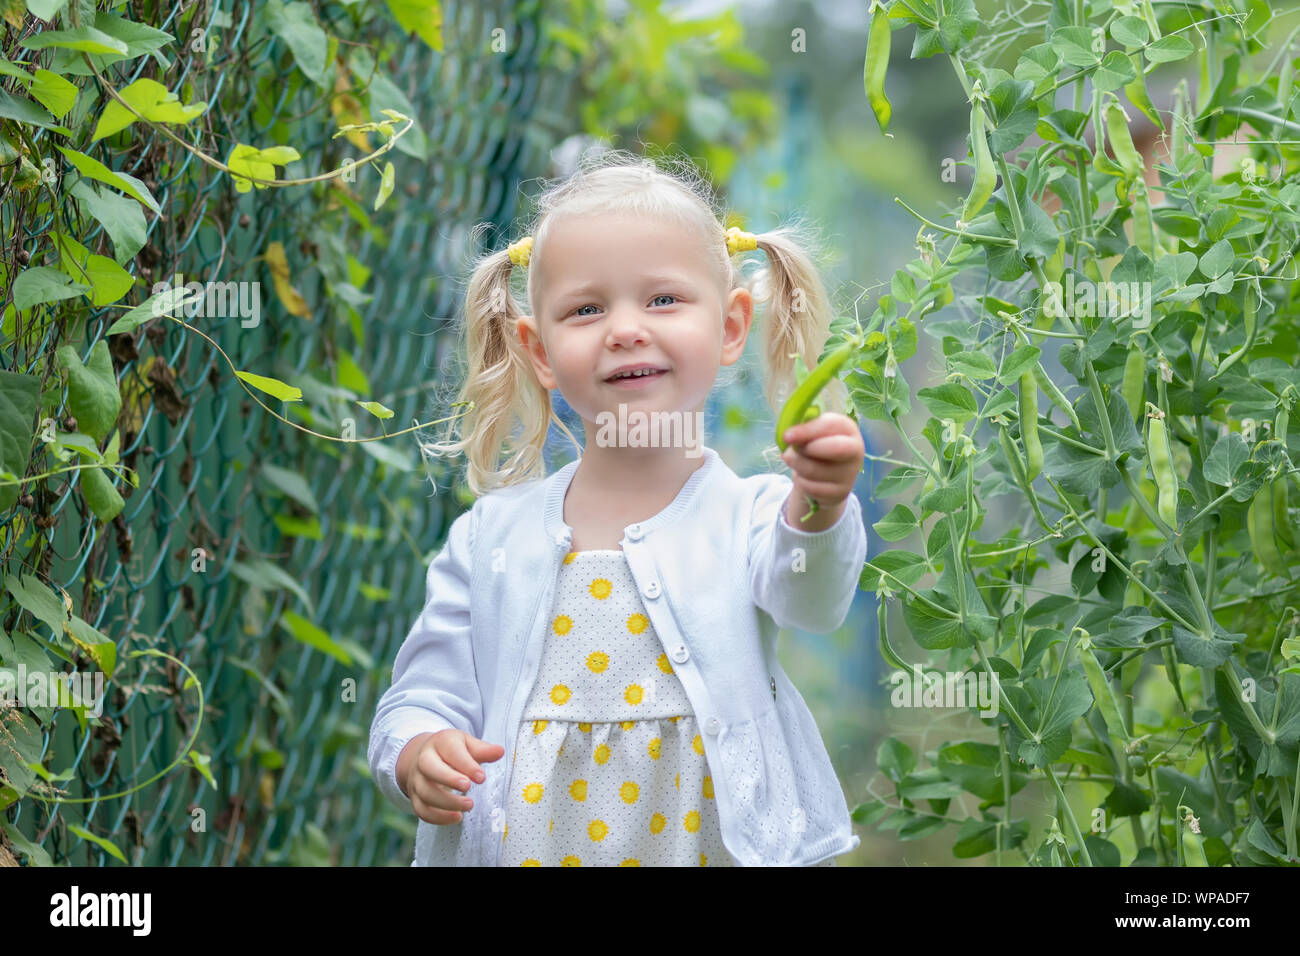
[[720, 287, 753, 368], [515, 314, 557, 390]]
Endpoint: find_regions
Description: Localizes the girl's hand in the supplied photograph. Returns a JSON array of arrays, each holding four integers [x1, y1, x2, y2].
[[779, 413, 864, 531], [400, 729, 505, 826]]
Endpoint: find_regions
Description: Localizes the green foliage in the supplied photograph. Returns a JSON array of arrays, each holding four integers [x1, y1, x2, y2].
[[857, 0, 1300, 866]]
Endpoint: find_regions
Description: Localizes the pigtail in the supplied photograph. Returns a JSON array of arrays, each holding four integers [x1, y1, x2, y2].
[[418, 235, 580, 498], [748, 225, 850, 436]]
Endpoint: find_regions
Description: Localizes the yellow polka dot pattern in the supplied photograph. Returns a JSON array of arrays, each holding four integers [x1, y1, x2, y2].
[[502, 549, 735, 866]]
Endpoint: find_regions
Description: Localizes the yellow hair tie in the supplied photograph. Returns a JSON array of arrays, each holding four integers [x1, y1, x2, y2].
[[726, 226, 758, 255], [508, 236, 533, 268]]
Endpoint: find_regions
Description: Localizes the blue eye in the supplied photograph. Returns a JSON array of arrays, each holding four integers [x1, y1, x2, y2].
[[574, 305, 599, 316], [651, 294, 677, 307]]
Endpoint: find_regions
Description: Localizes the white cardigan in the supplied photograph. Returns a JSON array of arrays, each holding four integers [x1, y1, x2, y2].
[[368, 445, 867, 866]]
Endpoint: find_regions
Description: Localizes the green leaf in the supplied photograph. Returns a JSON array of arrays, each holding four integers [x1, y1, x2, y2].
[[55, 145, 161, 216], [877, 737, 915, 783], [263, 0, 329, 87], [998, 345, 1041, 385], [235, 370, 302, 403], [0, 370, 41, 513], [2, 571, 70, 643], [1050, 26, 1099, 67], [104, 285, 190, 335], [936, 0, 978, 54], [874, 465, 924, 497], [860, 549, 928, 592], [0, 88, 70, 133], [65, 824, 128, 863], [1144, 35, 1195, 65], [953, 817, 1030, 858], [357, 400, 394, 420], [1043, 439, 1119, 495], [1008, 669, 1093, 767], [230, 557, 314, 617], [1, 820, 54, 866], [873, 504, 917, 541], [56, 340, 121, 443], [69, 180, 148, 266], [1094, 51, 1136, 92], [1110, 16, 1149, 49], [188, 751, 217, 789], [384, 0, 444, 51], [20, 26, 128, 55], [901, 593, 970, 650], [25, 0, 70, 20], [91, 77, 206, 141], [918, 383, 977, 422], [12, 267, 92, 310], [279, 610, 352, 666], [225, 143, 301, 193], [945, 350, 997, 380], [29, 69, 77, 118], [80, 465, 124, 522], [1198, 238, 1234, 280], [259, 462, 319, 513], [1203, 431, 1250, 487]]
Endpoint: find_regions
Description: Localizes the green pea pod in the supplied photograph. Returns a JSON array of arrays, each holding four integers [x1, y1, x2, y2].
[[1019, 371, 1042, 480], [1214, 287, 1258, 379], [1147, 413, 1178, 528], [961, 92, 996, 224], [864, 3, 892, 133], [1081, 642, 1131, 743], [878, 598, 910, 672], [1105, 99, 1144, 181], [1273, 474, 1295, 551], [1033, 364, 1082, 432], [1121, 342, 1146, 422], [775, 340, 855, 451]]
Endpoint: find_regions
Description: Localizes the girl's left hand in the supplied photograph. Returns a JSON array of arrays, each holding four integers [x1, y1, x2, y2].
[[779, 413, 865, 530]]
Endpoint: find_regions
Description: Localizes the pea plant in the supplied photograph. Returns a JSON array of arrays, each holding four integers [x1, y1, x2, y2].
[[847, 0, 1300, 865]]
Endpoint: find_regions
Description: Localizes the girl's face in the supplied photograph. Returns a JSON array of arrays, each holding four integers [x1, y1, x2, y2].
[[516, 212, 752, 432]]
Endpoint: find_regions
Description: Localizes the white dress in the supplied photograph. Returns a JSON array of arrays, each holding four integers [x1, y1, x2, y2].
[[500, 549, 737, 866]]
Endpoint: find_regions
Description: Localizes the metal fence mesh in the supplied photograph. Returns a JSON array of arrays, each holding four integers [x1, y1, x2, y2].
[[3, 0, 557, 865]]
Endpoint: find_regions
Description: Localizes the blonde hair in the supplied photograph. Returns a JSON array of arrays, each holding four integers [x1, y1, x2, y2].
[[419, 146, 847, 497]]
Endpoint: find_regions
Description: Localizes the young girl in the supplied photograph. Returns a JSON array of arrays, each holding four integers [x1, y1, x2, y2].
[[368, 149, 867, 866]]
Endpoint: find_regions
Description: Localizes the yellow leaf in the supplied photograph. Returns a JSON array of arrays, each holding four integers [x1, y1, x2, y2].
[[264, 241, 311, 319], [331, 68, 371, 153]]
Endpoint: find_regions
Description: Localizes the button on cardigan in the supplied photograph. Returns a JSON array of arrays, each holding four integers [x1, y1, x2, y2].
[[368, 445, 868, 866]]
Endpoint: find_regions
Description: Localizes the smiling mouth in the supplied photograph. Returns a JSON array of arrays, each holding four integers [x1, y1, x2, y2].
[[605, 369, 668, 382]]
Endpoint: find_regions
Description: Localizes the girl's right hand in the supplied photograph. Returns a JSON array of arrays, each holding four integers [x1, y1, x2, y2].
[[400, 729, 505, 825]]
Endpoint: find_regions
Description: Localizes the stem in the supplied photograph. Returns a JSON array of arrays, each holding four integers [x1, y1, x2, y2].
[[1045, 763, 1095, 866], [892, 198, 1017, 246]]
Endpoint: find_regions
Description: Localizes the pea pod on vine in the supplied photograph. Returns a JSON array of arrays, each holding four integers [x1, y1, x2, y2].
[[960, 82, 996, 224], [776, 330, 863, 523], [864, 1, 893, 133], [1145, 404, 1179, 529]]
